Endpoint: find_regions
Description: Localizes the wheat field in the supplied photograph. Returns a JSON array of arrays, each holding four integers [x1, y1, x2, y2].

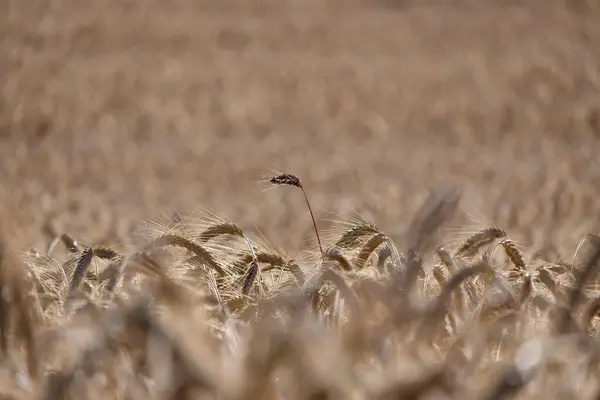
[[2, 0, 600, 399]]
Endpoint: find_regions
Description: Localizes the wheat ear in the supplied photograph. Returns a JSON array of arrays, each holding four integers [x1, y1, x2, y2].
[[232, 252, 286, 272], [198, 223, 244, 243], [242, 261, 259, 296], [433, 261, 466, 314], [145, 234, 224, 276], [354, 233, 388, 269], [269, 173, 323, 255], [318, 268, 359, 316], [500, 239, 526, 272], [455, 227, 507, 258], [428, 262, 487, 323], [323, 248, 352, 272], [334, 222, 380, 249], [198, 222, 259, 265], [69, 247, 94, 291]]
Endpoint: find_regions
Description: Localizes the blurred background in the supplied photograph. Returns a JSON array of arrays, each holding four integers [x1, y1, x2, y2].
[[1, 0, 600, 257]]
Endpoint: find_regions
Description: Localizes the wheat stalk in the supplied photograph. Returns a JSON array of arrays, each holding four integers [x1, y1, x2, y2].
[[268, 173, 323, 256]]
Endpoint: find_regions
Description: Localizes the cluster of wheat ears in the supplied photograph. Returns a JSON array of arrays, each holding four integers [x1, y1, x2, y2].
[[2, 172, 600, 399]]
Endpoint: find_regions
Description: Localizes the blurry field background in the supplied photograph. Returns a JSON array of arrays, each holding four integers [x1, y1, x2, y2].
[[2, 0, 600, 257]]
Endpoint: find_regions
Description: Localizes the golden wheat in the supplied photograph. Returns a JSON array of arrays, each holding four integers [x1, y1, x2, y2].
[[455, 227, 507, 258], [3, 175, 600, 400]]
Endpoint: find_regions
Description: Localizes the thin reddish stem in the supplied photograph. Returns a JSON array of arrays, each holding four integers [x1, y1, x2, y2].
[[301, 187, 323, 256]]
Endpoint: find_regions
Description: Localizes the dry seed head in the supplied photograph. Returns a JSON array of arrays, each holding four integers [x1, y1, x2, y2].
[[318, 269, 360, 317], [334, 223, 380, 249], [145, 234, 224, 277], [69, 247, 94, 291], [231, 251, 287, 274], [269, 173, 302, 188], [425, 262, 487, 330], [500, 239, 526, 272], [91, 246, 122, 261], [354, 233, 389, 270], [196, 221, 258, 268], [242, 261, 259, 296], [324, 248, 353, 272], [455, 227, 507, 258], [198, 223, 244, 243]]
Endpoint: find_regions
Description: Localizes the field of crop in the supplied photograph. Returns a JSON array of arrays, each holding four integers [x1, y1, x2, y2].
[[2, 0, 600, 399]]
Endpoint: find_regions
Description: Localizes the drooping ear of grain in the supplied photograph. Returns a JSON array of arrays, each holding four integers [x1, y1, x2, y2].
[[91, 246, 121, 261], [145, 234, 225, 276], [353, 233, 388, 270], [455, 227, 507, 258], [198, 223, 244, 243], [232, 252, 287, 273], [427, 262, 487, 325], [432, 261, 467, 314], [334, 222, 380, 250], [319, 269, 360, 317], [324, 248, 353, 272], [501, 239, 526, 273]]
